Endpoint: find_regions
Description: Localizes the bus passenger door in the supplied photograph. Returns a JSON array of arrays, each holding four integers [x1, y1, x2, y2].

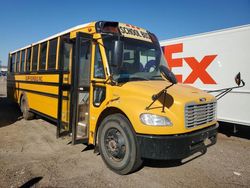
[[57, 36, 72, 138], [71, 33, 92, 144]]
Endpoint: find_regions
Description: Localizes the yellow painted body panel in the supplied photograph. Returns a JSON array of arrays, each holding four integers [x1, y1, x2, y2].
[[11, 74, 70, 129], [61, 98, 70, 123], [27, 92, 58, 117]]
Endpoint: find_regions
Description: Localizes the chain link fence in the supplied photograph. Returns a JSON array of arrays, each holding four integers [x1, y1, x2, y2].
[[0, 76, 7, 97]]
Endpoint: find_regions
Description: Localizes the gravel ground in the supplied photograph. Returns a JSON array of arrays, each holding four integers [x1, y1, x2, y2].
[[0, 80, 249, 188]]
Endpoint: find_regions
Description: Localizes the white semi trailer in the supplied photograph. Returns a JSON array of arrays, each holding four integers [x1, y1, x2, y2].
[[160, 24, 250, 126]]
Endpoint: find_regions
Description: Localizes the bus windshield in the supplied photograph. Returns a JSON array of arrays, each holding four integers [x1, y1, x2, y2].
[[103, 36, 169, 83]]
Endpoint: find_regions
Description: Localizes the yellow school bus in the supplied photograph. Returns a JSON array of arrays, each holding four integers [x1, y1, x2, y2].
[[7, 21, 218, 174]]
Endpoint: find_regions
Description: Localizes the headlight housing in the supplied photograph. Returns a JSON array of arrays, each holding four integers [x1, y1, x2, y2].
[[140, 113, 172, 126]]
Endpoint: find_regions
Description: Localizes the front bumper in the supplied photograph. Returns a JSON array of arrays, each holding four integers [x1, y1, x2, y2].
[[136, 123, 218, 160]]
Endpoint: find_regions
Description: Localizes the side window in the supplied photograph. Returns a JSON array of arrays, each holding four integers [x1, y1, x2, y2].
[[79, 40, 91, 87], [11, 53, 16, 73], [32, 45, 38, 71], [16, 52, 20, 72], [48, 38, 57, 70], [26, 48, 31, 72], [62, 42, 72, 71], [93, 86, 106, 107], [94, 45, 105, 79], [39, 42, 47, 70], [20, 50, 25, 72]]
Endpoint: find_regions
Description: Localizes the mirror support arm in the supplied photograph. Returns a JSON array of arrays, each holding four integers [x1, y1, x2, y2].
[[146, 83, 174, 111], [207, 80, 245, 100]]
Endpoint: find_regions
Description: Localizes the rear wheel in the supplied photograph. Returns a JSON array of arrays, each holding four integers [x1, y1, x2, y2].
[[20, 95, 34, 120], [98, 113, 142, 175]]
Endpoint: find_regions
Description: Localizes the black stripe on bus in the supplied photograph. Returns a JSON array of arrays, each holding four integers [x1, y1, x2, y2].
[[17, 88, 69, 100]]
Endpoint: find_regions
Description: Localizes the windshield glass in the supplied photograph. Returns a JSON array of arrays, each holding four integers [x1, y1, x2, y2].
[[103, 36, 169, 83]]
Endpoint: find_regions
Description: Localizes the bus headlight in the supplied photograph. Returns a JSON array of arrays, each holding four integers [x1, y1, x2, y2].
[[140, 113, 172, 126]]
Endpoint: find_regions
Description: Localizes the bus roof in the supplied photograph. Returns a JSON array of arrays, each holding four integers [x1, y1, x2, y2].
[[10, 22, 92, 54], [10, 21, 152, 54]]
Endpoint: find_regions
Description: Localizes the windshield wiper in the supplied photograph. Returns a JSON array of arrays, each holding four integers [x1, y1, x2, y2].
[[114, 76, 149, 83], [150, 75, 163, 80], [129, 76, 149, 81], [151, 75, 162, 77]]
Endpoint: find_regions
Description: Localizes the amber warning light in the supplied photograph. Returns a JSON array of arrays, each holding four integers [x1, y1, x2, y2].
[[100, 22, 119, 33]]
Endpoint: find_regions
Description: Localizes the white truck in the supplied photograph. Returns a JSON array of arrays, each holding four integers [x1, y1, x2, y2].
[[160, 24, 250, 127]]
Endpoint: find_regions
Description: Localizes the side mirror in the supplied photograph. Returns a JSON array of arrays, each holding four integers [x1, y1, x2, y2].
[[159, 65, 177, 84], [235, 72, 241, 86], [112, 40, 124, 68]]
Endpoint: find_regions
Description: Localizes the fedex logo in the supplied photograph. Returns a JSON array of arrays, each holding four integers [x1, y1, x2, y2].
[[162, 43, 217, 84]]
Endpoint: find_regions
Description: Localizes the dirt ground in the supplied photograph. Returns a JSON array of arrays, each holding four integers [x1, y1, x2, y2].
[[0, 81, 250, 187]]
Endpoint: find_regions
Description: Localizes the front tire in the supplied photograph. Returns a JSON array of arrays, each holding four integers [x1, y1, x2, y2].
[[98, 114, 142, 175]]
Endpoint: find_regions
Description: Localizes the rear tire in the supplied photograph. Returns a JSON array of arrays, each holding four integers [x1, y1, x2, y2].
[[98, 113, 142, 175], [20, 95, 34, 120]]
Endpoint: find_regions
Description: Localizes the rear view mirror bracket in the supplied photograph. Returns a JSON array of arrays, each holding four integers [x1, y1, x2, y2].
[[206, 72, 245, 100]]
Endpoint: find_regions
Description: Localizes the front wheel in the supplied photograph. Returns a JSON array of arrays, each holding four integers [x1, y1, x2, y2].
[[98, 113, 142, 175]]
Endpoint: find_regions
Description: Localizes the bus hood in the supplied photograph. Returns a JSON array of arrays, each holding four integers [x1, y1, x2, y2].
[[115, 80, 215, 106], [109, 80, 217, 135]]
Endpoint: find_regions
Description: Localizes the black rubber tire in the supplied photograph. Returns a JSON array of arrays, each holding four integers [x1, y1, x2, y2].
[[20, 95, 34, 120], [98, 113, 142, 175]]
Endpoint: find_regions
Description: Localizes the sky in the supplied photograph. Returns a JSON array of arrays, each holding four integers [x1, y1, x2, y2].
[[0, 0, 249, 66]]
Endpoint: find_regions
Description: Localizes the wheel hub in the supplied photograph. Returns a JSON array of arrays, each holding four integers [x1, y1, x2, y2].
[[105, 128, 126, 161]]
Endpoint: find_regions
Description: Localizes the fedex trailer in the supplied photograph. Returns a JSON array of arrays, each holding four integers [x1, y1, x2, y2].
[[160, 24, 250, 126]]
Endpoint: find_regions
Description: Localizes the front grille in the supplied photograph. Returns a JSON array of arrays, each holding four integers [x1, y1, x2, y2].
[[185, 102, 216, 128]]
